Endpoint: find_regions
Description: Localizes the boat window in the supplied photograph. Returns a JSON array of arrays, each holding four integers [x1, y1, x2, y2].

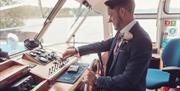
[[134, 0, 159, 14], [113, 19, 157, 43], [42, 0, 103, 46], [0, 0, 56, 55], [138, 19, 157, 42], [73, 15, 104, 44], [165, 0, 180, 13]]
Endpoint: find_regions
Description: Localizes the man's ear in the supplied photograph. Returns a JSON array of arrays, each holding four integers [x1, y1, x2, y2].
[[118, 8, 126, 17]]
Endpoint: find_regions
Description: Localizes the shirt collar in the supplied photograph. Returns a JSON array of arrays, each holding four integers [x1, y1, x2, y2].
[[120, 20, 136, 34]]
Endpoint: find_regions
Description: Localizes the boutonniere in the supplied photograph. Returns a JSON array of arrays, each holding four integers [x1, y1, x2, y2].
[[120, 31, 133, 43]]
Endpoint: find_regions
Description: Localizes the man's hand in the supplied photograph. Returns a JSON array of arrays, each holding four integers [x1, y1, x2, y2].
[[62, 47, 77, 60], [85, 69, 98, 86]]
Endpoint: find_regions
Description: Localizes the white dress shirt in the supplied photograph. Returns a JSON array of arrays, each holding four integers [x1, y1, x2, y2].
[[117, 20, 136, 47]]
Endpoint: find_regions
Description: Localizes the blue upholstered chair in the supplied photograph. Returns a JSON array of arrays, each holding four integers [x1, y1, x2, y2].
[[146, 38, 180, 91]]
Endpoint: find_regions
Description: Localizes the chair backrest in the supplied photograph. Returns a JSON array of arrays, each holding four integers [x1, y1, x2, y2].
[[162, 38, 180, 67]]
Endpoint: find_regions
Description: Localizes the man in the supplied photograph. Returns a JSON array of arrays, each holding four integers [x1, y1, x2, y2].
[[62, 0, 152, 91]]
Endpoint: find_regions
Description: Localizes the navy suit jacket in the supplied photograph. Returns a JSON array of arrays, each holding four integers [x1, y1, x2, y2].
[[78, 22, 152, 91]]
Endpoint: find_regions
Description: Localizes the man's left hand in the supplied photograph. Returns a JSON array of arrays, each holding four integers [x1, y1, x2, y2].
[[85, 68, 97, 86]]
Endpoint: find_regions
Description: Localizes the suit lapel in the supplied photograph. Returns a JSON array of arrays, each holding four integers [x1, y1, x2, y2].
[[105, 34, 118, 75], [109, 32, 119, 58], [108, 41, 129, 73]]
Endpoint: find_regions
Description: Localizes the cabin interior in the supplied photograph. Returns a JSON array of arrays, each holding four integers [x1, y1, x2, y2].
[[0, 0, 180, 91]]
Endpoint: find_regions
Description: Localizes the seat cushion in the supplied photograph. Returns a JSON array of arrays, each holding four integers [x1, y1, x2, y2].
[[146, 68, 170, 89]]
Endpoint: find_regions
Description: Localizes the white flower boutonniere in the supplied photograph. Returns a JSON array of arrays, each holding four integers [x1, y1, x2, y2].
[[121, 31, 133, 43]]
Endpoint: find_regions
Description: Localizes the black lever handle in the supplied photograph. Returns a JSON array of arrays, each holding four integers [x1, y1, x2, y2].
[[97, 52, 104, 76], [0, 49, 9, 62], [24, 39, 41, 50]]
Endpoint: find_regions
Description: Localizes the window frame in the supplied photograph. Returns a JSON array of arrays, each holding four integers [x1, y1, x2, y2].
[[164, 0, 180, 14]]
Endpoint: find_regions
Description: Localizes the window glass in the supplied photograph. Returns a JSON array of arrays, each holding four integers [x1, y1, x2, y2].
[[42, 1, 83, 45], [134, 0, 159, 13], [165, 0, 180, 13], [0, 0, 56, 54], [138, 19, 157, 42], [42, 1, 103, 45], [75, 16, 104, 43], [113, 19, 157, 42]]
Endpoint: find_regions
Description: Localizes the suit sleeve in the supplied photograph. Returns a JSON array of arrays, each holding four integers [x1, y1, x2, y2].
[[78, 38, 114, 56], [96, 37, 152, 89]]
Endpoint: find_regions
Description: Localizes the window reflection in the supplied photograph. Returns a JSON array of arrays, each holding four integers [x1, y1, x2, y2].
[[0, 0, 57, 54]]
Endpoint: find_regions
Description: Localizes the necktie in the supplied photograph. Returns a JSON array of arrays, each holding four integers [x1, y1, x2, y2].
[[114, 34, 122, 55]]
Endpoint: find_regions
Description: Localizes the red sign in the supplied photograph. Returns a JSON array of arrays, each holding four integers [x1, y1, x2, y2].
[[164, 20, 176, 26]]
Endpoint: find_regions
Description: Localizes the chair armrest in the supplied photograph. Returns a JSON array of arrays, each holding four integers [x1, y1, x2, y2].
[[162, 66, 180, 87], [162, 66, 180, 74]]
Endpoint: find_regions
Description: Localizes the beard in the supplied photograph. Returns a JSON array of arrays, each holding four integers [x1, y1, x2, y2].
[[115, 16, 124, 31], [114, 23, 123, 31], [114, 26, 119, 30]]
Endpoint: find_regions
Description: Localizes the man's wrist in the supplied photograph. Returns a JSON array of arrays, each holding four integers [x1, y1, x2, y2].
[[94, 75, 100, 86], [74, 47, 81, 57], [67, 46, 79, 55], [74, 47, 78, 54]]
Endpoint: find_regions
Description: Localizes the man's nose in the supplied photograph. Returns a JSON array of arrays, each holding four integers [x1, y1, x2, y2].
[[108, 16, 112, 22], [108, 18, 112, 22]]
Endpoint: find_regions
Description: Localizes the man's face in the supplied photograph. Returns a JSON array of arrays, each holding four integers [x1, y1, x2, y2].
[[108, 7, 125, 31]]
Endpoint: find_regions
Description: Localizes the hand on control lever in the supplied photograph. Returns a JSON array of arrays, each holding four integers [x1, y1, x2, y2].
[[62, 47, 78, 60]]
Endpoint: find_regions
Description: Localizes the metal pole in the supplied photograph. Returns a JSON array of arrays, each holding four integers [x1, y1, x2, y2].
[[66, 8, 90, 43], [35, 0, 66, 40]]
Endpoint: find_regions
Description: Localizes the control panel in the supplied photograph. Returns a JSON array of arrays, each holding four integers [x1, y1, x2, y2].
[[22, 48, 72, 79], [48, 60, 69, 76], [0, 48, 85, 91], [2, 75, 35, 91], [23, 49, 62, 65]]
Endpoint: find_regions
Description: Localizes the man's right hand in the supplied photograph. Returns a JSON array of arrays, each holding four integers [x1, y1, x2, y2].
[[62, 47, 77, 60]]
